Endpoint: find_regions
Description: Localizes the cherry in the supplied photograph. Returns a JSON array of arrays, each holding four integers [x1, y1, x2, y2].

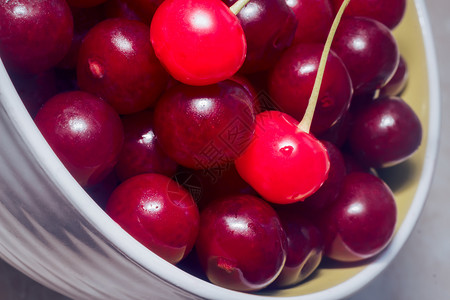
[[34, 91, 124, 187], [330, 0, 406, 30], [66, 0, 108, 8], [286, 0, 334, 44], [268, 43, 353, 135], [235, 111, 330, 204], [223, 0, 298, 73], [380, 55, 408, 97], [0, 0, 73, 74], [115, 110, 178, 181], [106, 173, 200, 264], [195, 194, 287, 291], [153, 80, 256, 170], [77, 18, 169, 114], [348, 96, 422, 168], [150, 0, 246, 85], [318, 172, 397, 262], [273, 206, 324, 287], [331, 16, 399, 95]]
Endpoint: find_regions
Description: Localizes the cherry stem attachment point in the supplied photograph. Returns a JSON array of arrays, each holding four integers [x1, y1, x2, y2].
[[297, 0, 351, 133], [230, 0, 251, 15]]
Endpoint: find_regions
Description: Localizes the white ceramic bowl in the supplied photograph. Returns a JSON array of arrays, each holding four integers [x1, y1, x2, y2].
[[0, 0, 440, 299]]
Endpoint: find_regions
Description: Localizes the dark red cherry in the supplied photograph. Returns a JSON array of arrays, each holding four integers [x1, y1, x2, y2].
[[223, 0, 298, 73], [106, 173, 200, 264], [153, 80, 256, 169], [196, 194, 287, 291], [273, 206, 324, 287], [77, 18, 169, 114], [268, 43, 353, 135], [331, 16, 399, 95], [115, 110, 178, 181], [330, 0, 406, 29], [150, 0, 246, 85], [235, 111, 330, 204], [0, 0, 73, 74], [318, 172, 397, 262], [286, 0, 334, 44], [34, 91, 124, 187], [380, 55, 408, 97], [348, 96, 422, 168]]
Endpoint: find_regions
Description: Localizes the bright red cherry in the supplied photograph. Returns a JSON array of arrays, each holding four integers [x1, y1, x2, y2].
[[150, 0, 246, 86], [235, 111, 330, 204], [106, 173, 200, 264]]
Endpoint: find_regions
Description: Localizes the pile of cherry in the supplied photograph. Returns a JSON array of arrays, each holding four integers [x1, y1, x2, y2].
[[0, 0, 422, 293]]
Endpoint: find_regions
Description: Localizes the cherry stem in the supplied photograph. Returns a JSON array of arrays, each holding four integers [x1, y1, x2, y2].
[[230, 0, 251, 14], [297, 0, 351, 133]]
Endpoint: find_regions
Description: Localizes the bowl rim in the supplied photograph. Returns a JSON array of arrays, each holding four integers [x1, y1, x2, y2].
[[0, 0, 441, 298]]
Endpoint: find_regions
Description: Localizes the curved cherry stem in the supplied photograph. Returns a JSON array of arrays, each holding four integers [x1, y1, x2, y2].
[[297, 0, 351, 133], [230, 0, 251, 14]]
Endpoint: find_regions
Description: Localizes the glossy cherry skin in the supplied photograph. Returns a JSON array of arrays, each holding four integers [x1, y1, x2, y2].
[[150, 0, 246, 86], [66, 0, 107, 7], [106, 174, 200, 264], [223, 0, 298, 73], [77, 18, 169, 114], [273, 206, 324, 287], [286, 0, 334, 44], [0, 0, 73, 74], [196, 194, 287, 291], [235, 111, 330, 204], [332, 16, 399, 95], [301, 141, 346, 211], [153, 80, 256, 169], [34, 91, 124, 187], [348, 96, 422, 168], [268, 43, 353, 135], [318, 172, 397, 262], [115, 110, 178, 181], [380, 55, 408, 97], [331, 0, 406, 29]]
